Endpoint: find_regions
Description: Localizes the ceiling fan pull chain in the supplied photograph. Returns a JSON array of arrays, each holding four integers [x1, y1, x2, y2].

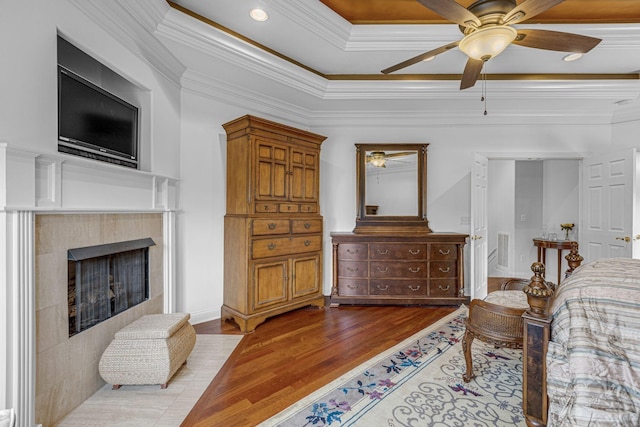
[[481, 61, 488, 116]]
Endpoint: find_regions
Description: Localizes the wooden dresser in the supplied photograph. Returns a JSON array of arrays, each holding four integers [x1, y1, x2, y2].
[[222, 115, 326, 332], [330, 232, 469, 306]]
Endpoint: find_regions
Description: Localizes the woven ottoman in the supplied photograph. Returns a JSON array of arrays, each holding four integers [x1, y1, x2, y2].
[[99, 313, 196, 389]]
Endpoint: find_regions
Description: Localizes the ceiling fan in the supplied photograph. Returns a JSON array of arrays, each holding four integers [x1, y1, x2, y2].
[[366, 151, 415, 168], [381, 0, 602, 90]]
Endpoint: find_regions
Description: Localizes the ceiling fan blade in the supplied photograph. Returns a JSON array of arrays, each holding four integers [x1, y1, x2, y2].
[[502, 0, 565, 25], [383, 151, 416, 159], [417, 0, 481, 28], [460, 58, 484, 90], [381, 40, 460, 74], [513, 29, 602, 53]]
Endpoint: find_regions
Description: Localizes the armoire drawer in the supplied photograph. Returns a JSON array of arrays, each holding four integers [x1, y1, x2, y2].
[[370, 280, 428, 296], [292, 219, 322, 234], [370, 261, 428, 278], [369, 243, 427, 260], [252, 219, 291, 236], [252, 235, 322, 259]]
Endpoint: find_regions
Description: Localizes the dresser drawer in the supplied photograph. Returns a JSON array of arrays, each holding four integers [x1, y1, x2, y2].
[[430, 261, 457, 278], [430, 244, 458, 260], [255, 202, 279, 213], [370, 243, 427, 260], [370, 279, 428, 296], [252, 235, 322, 259], [429, 279, 457, 296], [338, 279, 369, 296], [338, 261, 368, 278], [337, 243, 368, 260], [292, 218, 322, 234], [252, 219, 291, 236], [370, 261, 428, 278]]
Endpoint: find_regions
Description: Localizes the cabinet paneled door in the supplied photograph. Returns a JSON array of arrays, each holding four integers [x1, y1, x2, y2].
[[222, 115, 326, 332]]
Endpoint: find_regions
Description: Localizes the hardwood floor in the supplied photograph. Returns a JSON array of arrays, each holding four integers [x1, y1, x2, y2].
[[183, 304, 458, 427]]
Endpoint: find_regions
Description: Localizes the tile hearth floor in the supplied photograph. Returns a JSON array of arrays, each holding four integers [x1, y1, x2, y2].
[[55, 334, 242, 427]]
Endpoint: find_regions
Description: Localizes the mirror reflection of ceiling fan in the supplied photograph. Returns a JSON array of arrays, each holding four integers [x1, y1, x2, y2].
[[381, 0, 602, 90], [366, 151, 415, 168]]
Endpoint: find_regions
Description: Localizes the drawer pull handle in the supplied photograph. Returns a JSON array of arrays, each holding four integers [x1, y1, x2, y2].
[[304, 222, 312, 229], [268, 223, 277, 230], [439, 249, 451, 255], [409, 285, 421, 291], [439, 267, 451, 273], [346, 249, 359, 254], [304, 240, 312, 246], [267, 243, 276, 250], [409, 249, 421, 255], [439, 284, 451, 291], [347, 284, 357, 289], [347, 267, 359, 272], [264, 206, 270, 211], [377, 249, 389, 255], [377, 285, 389, 291], [377, 267, 389, 273], [409, 267, 421, 273]]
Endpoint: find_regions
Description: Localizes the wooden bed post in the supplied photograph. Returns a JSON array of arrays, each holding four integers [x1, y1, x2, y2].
[[522, 262, 553, 427], [522, 244, 583, 427]]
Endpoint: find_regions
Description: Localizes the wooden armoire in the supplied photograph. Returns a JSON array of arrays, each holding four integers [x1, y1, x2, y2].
[[221, 115, 326, 332]]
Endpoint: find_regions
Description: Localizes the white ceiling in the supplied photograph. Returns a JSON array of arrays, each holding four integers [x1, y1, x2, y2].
[[75, 0, 640, 124]]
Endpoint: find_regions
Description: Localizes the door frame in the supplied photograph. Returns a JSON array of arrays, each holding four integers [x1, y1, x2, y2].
[[471, 151, 588, 297]]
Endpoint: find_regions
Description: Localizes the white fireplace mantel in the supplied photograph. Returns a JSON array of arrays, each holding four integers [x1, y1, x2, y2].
[[0, 143, 179, 426]]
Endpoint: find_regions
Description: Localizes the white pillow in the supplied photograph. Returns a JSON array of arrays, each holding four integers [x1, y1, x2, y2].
[[0, 408, 16, 427]]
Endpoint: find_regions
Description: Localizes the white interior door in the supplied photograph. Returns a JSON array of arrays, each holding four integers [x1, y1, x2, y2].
[[470, 154, 489, 300], [581, 148, 638, 261]]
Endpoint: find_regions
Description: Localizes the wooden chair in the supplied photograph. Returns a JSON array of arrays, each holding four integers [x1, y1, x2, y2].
[[462, 282, 530, 382]]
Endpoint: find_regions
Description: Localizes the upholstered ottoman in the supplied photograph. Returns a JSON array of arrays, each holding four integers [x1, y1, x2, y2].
[[99, 313, 196, 389]]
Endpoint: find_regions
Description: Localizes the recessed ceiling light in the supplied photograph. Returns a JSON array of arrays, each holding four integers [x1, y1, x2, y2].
[[563, 53, 583, 62], [250, 8, 268, 22]]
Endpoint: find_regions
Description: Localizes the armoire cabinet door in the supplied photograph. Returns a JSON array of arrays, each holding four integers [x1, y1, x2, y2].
[[252, 260, 288, 311], [291, 254, 321, 298], [290, 148, 319, 203], [256, 139, 288, 201]]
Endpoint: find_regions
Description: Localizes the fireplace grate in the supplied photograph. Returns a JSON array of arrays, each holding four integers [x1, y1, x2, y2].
[[68, 238, 154, 336]]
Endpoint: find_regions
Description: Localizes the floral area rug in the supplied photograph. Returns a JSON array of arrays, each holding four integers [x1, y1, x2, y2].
[[260, 306, 526, 427]]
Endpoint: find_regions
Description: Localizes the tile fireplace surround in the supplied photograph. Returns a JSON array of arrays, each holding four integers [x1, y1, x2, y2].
[[35, 213, 164, 426], [0, 144, 178, 427]]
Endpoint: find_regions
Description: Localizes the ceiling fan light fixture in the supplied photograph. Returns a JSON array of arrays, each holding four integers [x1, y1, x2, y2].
[[458, 26, 517, 61], [563, 53, 583, 62], [369, 152, 387, 167]]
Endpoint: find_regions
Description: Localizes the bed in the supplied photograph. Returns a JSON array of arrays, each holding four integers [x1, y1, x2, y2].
[[523, 257, 640, 427]]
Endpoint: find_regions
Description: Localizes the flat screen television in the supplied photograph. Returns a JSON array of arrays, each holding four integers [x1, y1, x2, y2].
[[58, 66, 139, 168]]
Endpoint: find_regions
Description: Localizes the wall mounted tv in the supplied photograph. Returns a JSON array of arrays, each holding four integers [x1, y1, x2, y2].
[[58, 66, 139, 169]]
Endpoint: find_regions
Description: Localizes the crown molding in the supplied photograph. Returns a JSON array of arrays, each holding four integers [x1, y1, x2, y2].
[[69, 0, 185, 86]]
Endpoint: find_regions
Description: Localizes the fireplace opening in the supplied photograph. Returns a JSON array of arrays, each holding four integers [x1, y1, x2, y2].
[[68, 238, 155, 337]]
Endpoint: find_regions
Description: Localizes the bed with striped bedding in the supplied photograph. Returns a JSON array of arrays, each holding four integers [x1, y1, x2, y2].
[[546, 258, 640, 426]]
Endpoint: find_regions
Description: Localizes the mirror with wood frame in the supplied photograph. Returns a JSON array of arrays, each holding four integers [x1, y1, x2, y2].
[[354, 143, 432, 233]]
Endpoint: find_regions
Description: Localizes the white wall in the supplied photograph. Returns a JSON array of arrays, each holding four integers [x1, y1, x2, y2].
[[488, 160, 516, 276], [514, 161, 544, 275], [0, 0, 180, 178]]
